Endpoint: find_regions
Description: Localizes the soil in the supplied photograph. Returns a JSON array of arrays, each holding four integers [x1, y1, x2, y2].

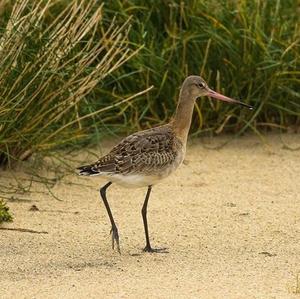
[[1, 134, 300, 299]]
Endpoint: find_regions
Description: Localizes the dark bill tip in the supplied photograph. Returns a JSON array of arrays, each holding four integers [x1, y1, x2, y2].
[[239, 102, 254, 110], [207, 89, 253, 110]]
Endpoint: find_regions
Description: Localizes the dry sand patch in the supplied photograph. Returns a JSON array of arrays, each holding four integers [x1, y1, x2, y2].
[[1, 134, 300, 298]]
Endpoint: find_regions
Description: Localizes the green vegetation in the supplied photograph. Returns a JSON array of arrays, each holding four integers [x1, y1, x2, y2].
[[0, 0, 299, 167], [105, 0, 299, 134], [0, 199, 12, 223]]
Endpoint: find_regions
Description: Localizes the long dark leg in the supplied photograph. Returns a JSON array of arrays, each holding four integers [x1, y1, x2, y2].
[[142, 186, 152, 251], [142, 186, 168, 253], [100, 182, 120, 253]]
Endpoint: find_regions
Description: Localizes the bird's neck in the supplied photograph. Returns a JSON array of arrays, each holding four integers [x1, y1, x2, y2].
[[172, 88, 196, 144]]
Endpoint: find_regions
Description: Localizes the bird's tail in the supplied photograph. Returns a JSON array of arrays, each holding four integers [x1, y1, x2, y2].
[[77, 164, 100, 176]]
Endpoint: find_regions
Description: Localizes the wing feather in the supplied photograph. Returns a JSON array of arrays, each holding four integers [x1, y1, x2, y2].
[[77, 125, 181, 176]]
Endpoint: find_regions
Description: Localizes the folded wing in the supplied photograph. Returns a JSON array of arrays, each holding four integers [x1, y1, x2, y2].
[[77, 125, 180, 176]]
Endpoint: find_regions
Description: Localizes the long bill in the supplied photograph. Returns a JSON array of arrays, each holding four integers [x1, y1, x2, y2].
[[207, 89, 253, 110]]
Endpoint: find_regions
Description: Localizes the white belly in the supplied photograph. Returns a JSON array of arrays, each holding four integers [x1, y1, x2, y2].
[[107, 174, 163, 188]]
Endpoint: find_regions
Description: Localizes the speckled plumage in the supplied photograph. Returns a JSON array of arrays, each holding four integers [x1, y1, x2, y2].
[[77, 124, 185, 187]]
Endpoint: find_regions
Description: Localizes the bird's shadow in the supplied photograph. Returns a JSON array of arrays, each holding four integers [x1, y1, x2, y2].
[[130, 247, 169, 256]]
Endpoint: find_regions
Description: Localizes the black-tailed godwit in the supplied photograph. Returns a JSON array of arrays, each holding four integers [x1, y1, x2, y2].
[[77, 75, 252, 253]]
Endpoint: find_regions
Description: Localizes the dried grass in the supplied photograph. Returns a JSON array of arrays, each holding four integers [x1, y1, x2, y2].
[[0, 0, 148, 167]]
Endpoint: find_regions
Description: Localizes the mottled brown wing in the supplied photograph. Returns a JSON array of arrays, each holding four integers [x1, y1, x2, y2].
[[77, 125, 180, 176]]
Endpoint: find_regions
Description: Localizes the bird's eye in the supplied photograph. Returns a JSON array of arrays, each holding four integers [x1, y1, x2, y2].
[[197, 82, 204, 88]]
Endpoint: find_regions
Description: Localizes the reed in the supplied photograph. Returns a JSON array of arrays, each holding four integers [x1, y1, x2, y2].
[[0, 0, 147, 167]]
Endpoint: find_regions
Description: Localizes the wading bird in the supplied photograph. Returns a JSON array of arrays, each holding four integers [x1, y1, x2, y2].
[[77, 75, 252, 253]]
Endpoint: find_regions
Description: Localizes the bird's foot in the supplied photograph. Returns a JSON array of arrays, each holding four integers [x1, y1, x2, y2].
[[110, 225, 121, 254], [143, 245, 169, 253]]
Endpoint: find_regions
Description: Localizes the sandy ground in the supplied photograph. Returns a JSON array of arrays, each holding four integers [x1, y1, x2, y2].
[[1, 134, 300, 299]]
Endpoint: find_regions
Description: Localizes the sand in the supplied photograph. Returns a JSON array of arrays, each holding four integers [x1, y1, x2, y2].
[[1, 134, 300, 299]]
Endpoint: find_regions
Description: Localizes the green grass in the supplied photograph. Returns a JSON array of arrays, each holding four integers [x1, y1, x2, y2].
[[0, 0, 299, 168], [100, 0, 299, 135], [0, 199, 13, 224]]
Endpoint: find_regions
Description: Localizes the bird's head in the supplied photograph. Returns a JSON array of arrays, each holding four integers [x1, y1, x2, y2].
[[183, 75, 253, 109]]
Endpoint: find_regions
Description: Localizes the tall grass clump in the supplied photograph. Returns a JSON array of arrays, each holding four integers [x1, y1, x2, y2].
[[95, 0, 299, 135], [0, 0, 149, 168]]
